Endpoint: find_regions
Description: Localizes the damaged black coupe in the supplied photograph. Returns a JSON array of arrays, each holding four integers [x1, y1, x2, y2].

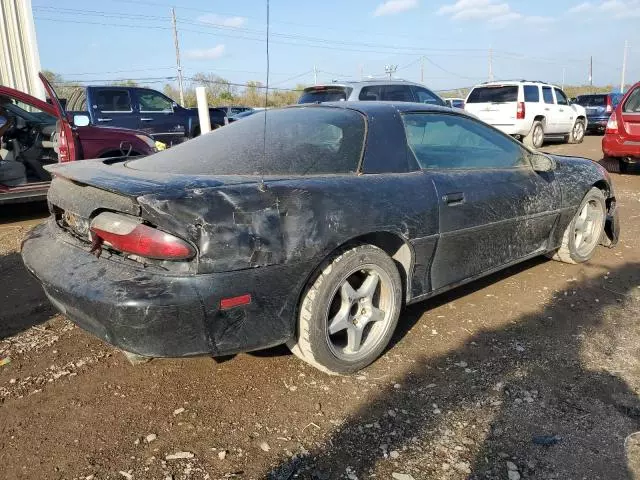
[[22, 103, 619, 374]]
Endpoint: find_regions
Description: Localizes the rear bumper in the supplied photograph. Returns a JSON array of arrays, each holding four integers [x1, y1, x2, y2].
[[21, 221, 312, 358], [602, 134, 640, 159], [586, 116, 609, 131], [0, 183, 49, 205]]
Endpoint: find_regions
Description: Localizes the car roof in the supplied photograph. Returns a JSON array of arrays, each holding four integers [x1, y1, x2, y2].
[[292, 101, 455, 116], [304, 79, 429, 89], [473, 80, 561, 89]]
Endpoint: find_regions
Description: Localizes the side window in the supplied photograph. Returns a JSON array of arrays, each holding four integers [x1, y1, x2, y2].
[[623, 88, 640, 113], [94, 89, 132, 112], [412, 86, 443, 105], [138, 90, 174, 112], [381, 85, 414, 102], [401, 113, 527, 170], [523, 85, 540, 102], [358, 86, 382, 101], [542, 87, 555, 105], [554, 88, 569, 106]]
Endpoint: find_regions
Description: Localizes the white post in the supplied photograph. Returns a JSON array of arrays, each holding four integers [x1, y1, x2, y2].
[[195, 86, 211, 134], [621, 40, 629, 94]]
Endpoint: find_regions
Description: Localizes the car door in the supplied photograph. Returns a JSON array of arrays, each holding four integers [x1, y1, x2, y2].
[[401, 111, 561, 291], [554, 88, 574, 133], [135, 88, 186, 145], [541, 86, 561, 133], [620, 85, 640, 140], [90, 88, 138, 130]]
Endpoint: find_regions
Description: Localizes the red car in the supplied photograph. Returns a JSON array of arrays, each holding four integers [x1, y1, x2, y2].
[[602, 81, 640, 173], [0, 73, 157, 204]]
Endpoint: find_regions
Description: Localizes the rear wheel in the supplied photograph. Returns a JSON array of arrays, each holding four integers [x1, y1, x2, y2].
[[288, 244, 402, 375], [551, 187, 606, 264], [599, 156, 623, 173], [523, 121, 544, 149], [568, 119, 586, 144]]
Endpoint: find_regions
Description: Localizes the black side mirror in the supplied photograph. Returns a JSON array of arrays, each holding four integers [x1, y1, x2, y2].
[[531, 153, 556, 172]]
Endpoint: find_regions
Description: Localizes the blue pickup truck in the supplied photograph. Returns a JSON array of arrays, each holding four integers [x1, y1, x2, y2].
[[64, 86, 228, 146]]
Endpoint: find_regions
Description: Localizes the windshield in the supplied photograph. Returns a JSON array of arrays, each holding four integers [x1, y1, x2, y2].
[[127, 107, 366, 176], [4, 100, 57, 124], [298, 87, 351, 104], [467, 86, 518, 103]]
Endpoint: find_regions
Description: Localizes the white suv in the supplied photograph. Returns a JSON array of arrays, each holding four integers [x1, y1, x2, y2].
[[464, 81, 587, 149]]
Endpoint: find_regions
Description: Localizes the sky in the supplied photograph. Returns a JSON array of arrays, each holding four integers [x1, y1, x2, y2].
[[32, 0, 640, 94]]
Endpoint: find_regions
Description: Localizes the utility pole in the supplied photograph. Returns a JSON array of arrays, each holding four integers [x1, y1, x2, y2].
[[488, 47, 494, 82], [621, 40, 629, 94], [420, 56, 424, 83], [313, 65, 318, 85], [562, 67, 565, 90], [589, 55, 593, 89], [384, 64, 397, 79], [359, 64, 364, 81], [171, 8, 185, 106]]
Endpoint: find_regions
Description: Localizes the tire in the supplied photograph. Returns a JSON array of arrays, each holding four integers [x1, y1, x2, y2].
[[550, 187, 606, 264], [287, 244, 403, 375], [568, 119, 586, 144], [599, 157, 622, 173], [523, 121, 544, 149]]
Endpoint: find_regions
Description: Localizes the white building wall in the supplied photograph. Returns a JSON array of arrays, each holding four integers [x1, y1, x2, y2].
[[0, 0, 44, 99]]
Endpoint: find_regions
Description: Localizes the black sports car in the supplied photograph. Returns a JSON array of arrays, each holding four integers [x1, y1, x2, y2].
[[22, 102, 619, 374]]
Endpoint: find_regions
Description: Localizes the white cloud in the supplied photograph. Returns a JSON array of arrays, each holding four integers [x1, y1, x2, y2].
[[437, 0, 553, 25], [568, 1, 593, 12], [373, 0, 419, 16], [197, 13, 247, 28], [185, 45, 225, 60], [566, 0, 640, 16]]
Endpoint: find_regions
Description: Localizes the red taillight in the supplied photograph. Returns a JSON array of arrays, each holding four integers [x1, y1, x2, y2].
[[606, 95, 613, 113], [90, 212, 195, 260], [605, 112, 618, 134], [516, 101, 525, 120], [58, 128, 69, 161]]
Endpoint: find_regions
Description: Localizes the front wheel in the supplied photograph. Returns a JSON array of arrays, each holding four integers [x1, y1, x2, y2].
[[550, 187, 606, 264], [288, 244, 402, 375], [568, 119, 586, 144]]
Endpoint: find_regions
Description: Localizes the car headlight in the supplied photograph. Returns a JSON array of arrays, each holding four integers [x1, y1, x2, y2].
[[135, 134, 159, 152]]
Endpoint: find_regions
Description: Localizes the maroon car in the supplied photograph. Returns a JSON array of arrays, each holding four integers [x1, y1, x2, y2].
[[601, 81, 640, 173], [0, 73, 156, 204]]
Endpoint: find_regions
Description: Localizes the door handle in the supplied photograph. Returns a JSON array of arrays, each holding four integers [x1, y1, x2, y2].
[[140, 118, 153, 122], [559, 109, 564, 112], [97, 118, 112, 122], [544, 108, 550, 111], [443, 192, 465, 205]]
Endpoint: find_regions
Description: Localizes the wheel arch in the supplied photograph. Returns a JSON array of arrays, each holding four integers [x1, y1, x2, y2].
[[533, 115, 546, 126]]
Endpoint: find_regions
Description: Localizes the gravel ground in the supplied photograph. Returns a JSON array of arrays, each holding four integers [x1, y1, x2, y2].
[[1, 135, 640, 480]]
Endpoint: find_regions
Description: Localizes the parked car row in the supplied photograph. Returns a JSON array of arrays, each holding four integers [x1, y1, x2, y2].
[[0, 74, 255, 204]]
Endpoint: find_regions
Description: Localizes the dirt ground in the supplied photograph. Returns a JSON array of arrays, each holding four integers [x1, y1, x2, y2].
[[2, 135, 640, 480]]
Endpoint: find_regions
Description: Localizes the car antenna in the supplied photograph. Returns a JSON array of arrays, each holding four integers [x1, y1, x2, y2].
[[258, 0, 270, 193]]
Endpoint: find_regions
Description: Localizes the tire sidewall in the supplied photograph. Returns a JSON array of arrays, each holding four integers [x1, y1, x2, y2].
[[532, 122, 544, 149], [567, 188, 606, 263], [572, 120, 585, 144], [304, 246, 402, 374]]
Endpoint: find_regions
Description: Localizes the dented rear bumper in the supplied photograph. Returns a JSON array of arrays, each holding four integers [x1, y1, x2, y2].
[[21, 220, 312, 358]]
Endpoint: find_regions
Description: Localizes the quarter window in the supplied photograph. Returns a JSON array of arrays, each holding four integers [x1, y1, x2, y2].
[[94, 90, 132, 112], [402, 113, 527, 170], [523, 85, 540, 102], [359, 86, 382, 101], [412, 86, 445, 105], [542, 87, 555, 105]]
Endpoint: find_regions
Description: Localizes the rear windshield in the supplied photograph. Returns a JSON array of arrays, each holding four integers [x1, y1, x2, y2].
[[127, 107, 365, 176], [467, 86, 518, 103], [298, 87, 350, 104], [623, 88, 640, 113], [576, 95, 606, 107]]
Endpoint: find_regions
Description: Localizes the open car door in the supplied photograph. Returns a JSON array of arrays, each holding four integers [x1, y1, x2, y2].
[[39, 72, 78, 162]]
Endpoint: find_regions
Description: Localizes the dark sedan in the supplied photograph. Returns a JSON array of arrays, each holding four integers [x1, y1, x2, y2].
[[22, 102, 619, 374]]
